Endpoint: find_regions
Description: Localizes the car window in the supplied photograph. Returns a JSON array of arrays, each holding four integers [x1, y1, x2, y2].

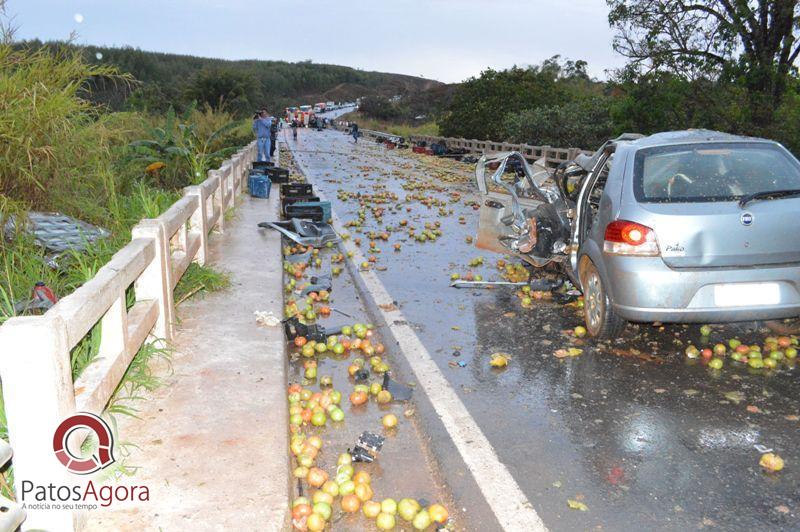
[[633, 142, 800, 203]]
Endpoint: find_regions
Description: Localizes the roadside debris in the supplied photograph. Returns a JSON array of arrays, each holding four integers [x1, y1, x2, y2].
[[554, 348, 583, 359], [12, 281, 58, 314], [760, 452, 785, 473], [259, 218, 340, 247], [489, 352, 511, 367], [3, 211, 110, 255], [567, 499, 588, 511], [254, 310, 281, 327], [350, 431, 386, 463]]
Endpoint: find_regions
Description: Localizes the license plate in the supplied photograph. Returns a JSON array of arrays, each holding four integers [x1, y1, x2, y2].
[[714, 283, 780, 307]]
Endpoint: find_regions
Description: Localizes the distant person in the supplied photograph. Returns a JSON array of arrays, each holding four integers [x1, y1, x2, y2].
[[269, 117, 278, 159], [291, 118, 299, 140], [252, 109, 272, 162], [351, 122, 359, 143]]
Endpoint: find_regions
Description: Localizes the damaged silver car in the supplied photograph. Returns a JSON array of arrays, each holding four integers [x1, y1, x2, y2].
[[474, 130, 800, 338]]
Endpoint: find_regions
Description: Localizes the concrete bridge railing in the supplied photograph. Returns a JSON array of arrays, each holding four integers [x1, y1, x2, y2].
[[333, 122, 591, 167], [0, 141, 258, 531]]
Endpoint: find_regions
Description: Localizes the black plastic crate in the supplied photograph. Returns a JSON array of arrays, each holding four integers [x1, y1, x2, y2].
[[281, 183, 314, 198], [285, 204, 325, 222], [252, 161, 274, 170], [264, 166, 290, 184]]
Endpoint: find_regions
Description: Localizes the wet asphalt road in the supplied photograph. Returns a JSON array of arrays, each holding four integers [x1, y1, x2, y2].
[[286, 127, 800, 531]]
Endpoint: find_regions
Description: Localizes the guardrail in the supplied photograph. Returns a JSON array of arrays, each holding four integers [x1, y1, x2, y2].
[[0, 141, 258, 531], [332, 122, 591, 167]]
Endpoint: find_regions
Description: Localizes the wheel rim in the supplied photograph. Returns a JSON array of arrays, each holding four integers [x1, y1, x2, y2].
[[584, 270, 603, 332]]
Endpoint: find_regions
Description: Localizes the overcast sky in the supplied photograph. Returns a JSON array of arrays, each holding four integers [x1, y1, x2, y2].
[[8, 0, 625, 83]]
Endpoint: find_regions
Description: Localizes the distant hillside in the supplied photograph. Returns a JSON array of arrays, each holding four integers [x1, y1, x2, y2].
[[16, 40, 443, 116]]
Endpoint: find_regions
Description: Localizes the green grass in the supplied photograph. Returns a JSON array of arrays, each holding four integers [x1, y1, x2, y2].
[[173, 262, 231, 306], [0, 41, 242, 495], [339, 111, 440, 137]]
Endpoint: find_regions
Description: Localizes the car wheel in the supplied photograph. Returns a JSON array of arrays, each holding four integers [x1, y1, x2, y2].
[[580, 258, 627, 339]]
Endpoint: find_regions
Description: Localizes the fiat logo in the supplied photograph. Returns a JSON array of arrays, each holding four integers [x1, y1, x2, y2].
[[740, 212, 754, 226]]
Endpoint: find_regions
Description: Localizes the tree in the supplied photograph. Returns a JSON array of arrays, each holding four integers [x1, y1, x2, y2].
[[438, 65, 567, 140], [185, 67, 256, 114], [607, 0, 800, 127], [503, 98, 614, 149]]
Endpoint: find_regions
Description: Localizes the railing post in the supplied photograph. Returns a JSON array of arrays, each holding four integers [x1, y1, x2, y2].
[[0, 316, 76, 531], [131, 222, 174, 342], [184, 185, 208, 265], [214, 168, 227, 234]]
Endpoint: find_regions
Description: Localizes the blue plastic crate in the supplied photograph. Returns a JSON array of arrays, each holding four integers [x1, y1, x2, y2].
[[248, 174, 271, 198]]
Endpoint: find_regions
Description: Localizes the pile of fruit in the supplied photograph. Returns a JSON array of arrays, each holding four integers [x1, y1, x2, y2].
[[685, 326, 798, 372], [290, 442, 450, 531], [496, 259, 530, 283]]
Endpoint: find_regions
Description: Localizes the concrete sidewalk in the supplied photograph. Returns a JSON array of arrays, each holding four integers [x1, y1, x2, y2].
[[85, 170, 288, 531]]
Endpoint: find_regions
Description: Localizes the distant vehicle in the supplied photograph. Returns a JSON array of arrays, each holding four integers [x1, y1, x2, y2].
[[299, 105, 313, 127], [474, 130, 800, 338], [313, 102, 326, 113]]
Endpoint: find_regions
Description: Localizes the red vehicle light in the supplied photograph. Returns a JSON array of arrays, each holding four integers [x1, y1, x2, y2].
[[603, 220, 659, 256]]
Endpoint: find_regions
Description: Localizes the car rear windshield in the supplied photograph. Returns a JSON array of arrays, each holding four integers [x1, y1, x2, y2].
[[633, 142, 800, 203]]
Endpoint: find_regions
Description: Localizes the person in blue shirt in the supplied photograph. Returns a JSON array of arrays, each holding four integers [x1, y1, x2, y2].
[[252, 109, 273, 162]]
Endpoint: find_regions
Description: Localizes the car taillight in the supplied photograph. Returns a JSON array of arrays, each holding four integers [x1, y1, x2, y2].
[[603, 220, 659, 256]]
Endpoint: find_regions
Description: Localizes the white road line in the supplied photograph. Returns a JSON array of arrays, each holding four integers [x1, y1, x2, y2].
[[287, 137, 547, 532]]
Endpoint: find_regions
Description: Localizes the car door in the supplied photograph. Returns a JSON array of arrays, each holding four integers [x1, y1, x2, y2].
[[474, 152, 558, 263], [570, 151, 613, 273]]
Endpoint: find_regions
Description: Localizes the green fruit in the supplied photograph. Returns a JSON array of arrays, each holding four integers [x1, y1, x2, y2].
[[708, 358, 723, 369], [412, 509, 432, 530], [339, 480, 355, 496], [713, 343, 727, 356], [574, 326, 587, 338], [376, 512, 396, 530], [305, 310, 316, 321], [763, 357, 778, 369], [748, 350, 762, 359], [333, 343, 345, 355], [685, 345, 699, 359], [304, 367, 317, 379], [700, 325, 712, 336], [381, 498, 398, 515], [329, 407, 345, 422], [769, 350, 785, 361], [748, 357, 764, 369], [342, 325, 353, 336], [315, 343, 327, 353], [289, 413, 303, 426], [320, 375, 333, 387], [785, 347, 797, 359], [313, 502, 332, 520], [330, 390, 342, 404], [311, 411, 326, 426], [728, 338, 741, 349], [398, 498, 421, 521]]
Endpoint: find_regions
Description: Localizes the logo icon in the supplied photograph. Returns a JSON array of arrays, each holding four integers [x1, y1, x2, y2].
[[53, 413, 115, 474], [740, 212, 754, 226]]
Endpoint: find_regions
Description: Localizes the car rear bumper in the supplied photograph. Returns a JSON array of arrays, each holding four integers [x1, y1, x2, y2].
[[603, 255, 800, 323]]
